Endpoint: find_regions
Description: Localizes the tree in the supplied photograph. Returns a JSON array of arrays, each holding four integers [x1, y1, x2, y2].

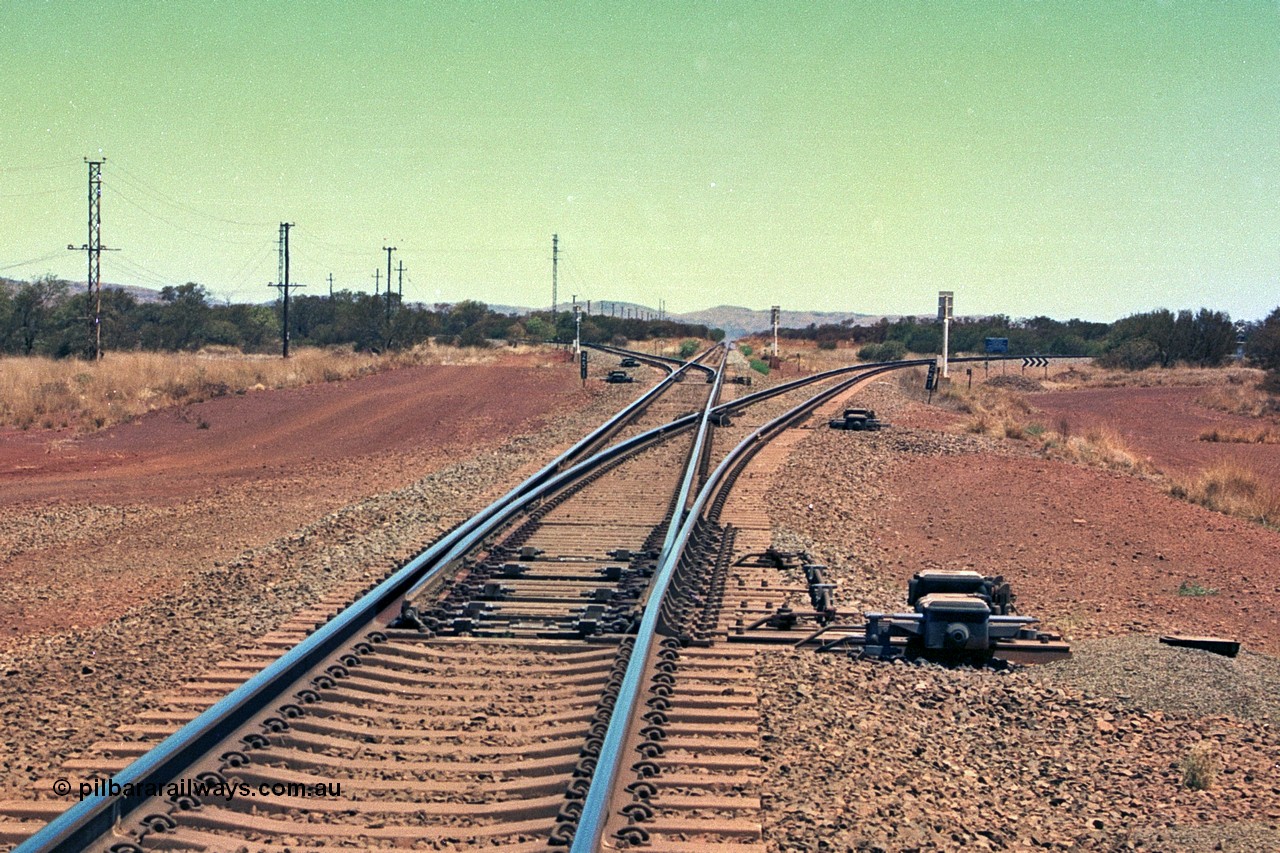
[[1102, 307, 1234, 368], [524, 315, 553, 341], [1185, 308, 1235, 366], [154, 282, 213, 351], [1247, 307, 1280, 388], [7, 275, 67, 355]]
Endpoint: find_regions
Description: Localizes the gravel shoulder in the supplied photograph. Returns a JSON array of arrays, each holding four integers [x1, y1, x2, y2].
[[756, 373, 1280, 851], [0, 356, 642, 800], [0, 360, 613, 646]]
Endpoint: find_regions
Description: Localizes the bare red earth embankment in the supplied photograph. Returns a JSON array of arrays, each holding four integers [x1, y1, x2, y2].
[[879, 384, 1280, 655], [0, 361, 589, 647]]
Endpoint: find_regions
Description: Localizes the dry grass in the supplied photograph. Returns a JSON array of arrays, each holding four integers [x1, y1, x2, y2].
[[944, 370, 1280, 529], [945, 381, 1154, 474], [1059, 365, 1264, 390], [944, 382, 1039, 439], [1168, 461, 1280, 529], [1046, 426, 1153, 474], [1199, 425, 1280, 444], [1181, 745, 1218, 791], [0, 343, 534, 432], [1196, 382, 1280, 419]]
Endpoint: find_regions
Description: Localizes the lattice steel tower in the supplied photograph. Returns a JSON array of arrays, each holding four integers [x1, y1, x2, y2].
[[67, 159, 105, 359]]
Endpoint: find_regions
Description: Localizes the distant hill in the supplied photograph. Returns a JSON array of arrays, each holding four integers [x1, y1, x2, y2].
[[0, 277, 164, 304], [671, 305, 882, 342], [0, 278, 882, 338], [104, 282, 165, 303], [480, 302, 884, 341]]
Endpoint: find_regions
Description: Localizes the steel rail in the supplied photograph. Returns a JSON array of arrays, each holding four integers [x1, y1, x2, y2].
[[586, 341, 719, 378], [569, 348, 727, 853], [14, 359, 703, 853], [400, 345, 727, 610], [23, 351, 996, 850], [702, 362, 914, 515], [581, 342, 675, 376], [569, 359, 915, 851]]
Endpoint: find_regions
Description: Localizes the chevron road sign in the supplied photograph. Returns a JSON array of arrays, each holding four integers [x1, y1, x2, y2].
[[1021, 356, 1051, 377]]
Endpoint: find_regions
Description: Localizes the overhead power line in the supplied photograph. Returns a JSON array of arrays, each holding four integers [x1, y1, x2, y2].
[[108, 162, 275, 229], [112, 256, 181, 288], [109, 182, 265, 247], [0, 158, 82, 173], [0, 186, 78, 200], [223, 239, 278, 292], [0, 250, 69, 273]]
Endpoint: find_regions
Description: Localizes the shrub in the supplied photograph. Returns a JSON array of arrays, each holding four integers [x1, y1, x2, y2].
[[679, 339, 699, 359], [1181, 746, 1218, 790], [1177, 580, 1217, 597], [749, 358, 770, 375], [1097, 339, 1160, 370], [739, 344, 753, 357], [858, 340, 907, 362]]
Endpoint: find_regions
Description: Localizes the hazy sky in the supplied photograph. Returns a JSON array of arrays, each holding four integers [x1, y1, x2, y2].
[[2, 2, 1278, 321]]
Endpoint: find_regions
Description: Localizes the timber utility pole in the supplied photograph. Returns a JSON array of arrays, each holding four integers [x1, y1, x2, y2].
[[67, 159, 108, 360], [269, 223, 302, 358], [551, 233, 559, 318], [383, 245, 396, 321], [328, 273, 334, 301], [397, 260, 404, 300], [374, 268, 381, 295]]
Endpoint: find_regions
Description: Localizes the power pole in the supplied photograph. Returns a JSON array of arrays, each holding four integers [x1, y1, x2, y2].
[[397, 260, 405, 300], [328, 273, 334, 301], [66, 159, 107, 360], [383, 245, 396, 321], [269, 223, 302, 358], [374, 268, 381, 295], [551, 233, 559, 318]]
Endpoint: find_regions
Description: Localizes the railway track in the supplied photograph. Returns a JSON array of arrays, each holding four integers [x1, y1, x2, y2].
[[5, 349, 977, 851]]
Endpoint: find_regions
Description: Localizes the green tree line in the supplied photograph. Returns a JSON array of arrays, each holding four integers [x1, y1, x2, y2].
[[0, 277, 721, 358], [781, 308, 1255, 371]]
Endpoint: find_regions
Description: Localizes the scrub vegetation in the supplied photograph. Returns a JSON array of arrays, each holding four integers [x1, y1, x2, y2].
[[0, 276, 722, 359], [1, 346, 435, 431]]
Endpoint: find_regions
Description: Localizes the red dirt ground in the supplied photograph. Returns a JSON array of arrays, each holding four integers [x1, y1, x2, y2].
[[0, 362, 578, 504], [879, 383, 1280, 655], [1027, 385, 1280, 481], [0, 361, 592, 648]]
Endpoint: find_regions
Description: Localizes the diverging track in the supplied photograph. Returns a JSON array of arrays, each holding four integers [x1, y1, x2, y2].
[[7, 350, 930, 852]]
